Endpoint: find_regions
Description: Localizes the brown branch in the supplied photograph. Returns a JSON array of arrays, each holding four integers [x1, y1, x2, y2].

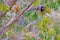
[[0, 0, 17, 19], [3, 1, 34, 28], [0, 0, 35, 39], [0, 11, 5, 19]]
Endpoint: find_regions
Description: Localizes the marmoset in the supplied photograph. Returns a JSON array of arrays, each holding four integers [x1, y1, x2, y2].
[[12, 2, 21, 14]]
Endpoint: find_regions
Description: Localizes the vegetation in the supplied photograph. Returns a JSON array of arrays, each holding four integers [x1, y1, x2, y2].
[[0, 0, 60, 40]]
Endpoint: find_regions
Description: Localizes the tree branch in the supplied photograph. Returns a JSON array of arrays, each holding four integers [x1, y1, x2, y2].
[[0, 0, 35, 39]]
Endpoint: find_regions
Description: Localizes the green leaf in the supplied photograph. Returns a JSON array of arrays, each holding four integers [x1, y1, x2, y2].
[[26, 35, 31, 40], [54, 36, 58, 40], [2, 34, 7, 38], [6, 30, 12, 37], [39, 16, 50, 27], [31, 37, 37, 40], [16, 25, 22, 33], [40, 0, 48, 4], [48, 28, 56, 36], [49, 2, 58, 10], [33, 0, 40, 7], [42, 16, 50, 24], [10, 23, 15, 29], [57, 0, 60, 5], [53, 24, 60, 34], [0, 20, 2, 27], [0, 4, 10, 13], [0, 0, 3, 3], [3, 5, 10, 13], [26, 11, 31, 17], [42, 27, 47, 32], [46, 35, 51, 40], [32, 11, 38, 20], [45, 6, 51, 14], [0, 4, 3, 11], [54, 24, 59, 31], [54, 35, 60, 40], [39, 33, 44, 38]]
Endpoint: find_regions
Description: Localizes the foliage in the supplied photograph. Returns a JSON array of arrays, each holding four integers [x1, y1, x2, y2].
[[6, 29, 12, 37], [33, 0, 40, 7], [25, 11, 38, 21], [16, 25, 23, 33], [0, 0, 3, 3], [38, 16, 50, 28], [0, 20, 2, 27], [0, 4, 10, 13], [1, 0, 60, 40], [31, 37, 37, 40], [57, 0, 60, 5]]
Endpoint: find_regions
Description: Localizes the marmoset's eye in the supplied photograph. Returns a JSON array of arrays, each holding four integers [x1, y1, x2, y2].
[[40, 6, 45, 12], [36, 5, 45, 12]]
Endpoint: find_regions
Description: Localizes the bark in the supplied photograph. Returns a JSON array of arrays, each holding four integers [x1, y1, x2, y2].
[[0, 0, 35, 39]]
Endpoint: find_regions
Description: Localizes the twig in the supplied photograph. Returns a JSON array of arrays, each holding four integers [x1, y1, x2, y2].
[[0, 0, 35, 39]]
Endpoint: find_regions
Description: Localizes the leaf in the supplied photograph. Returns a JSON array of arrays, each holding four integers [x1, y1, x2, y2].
[[0, 20, 2, 27], [10, 23, 15, 29], [42, 27, 47, 32], [26, 34, 31, 40], [45, 6, 51, 14], [42, 16, 50, 24], [38, 16, 50, 27], [40, 0, 48, 4], [25, 11, 38, 21], [54, 35, 58, 40], [54, 35, 60, 40], [48, 28, 56, 36], [53, 24, 60, 34], [6, 29, 12, 37], [39, 33, 44, 38], [46, 35, 51, 40], [33, 0, 40, 7], [24, 19, 29, 25], [3, 5, 10, 13], [16, 25, 22, 33], [2, 34, 7, 38], [31, 37, 37, 40], [26, 11, 31, 17], [0, 4, 10, 13], [57, 0, 60, 5], [25, 0, 30, 2], [32, 11, 38, 20], [0, 0, 3, 3], [0, 4, 3, 11], [48, 2, 58, 10]]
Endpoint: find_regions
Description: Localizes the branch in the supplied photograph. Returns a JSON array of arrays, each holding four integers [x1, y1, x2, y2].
[[0, 0, 35, 39], [0, 11, 5, 19]]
